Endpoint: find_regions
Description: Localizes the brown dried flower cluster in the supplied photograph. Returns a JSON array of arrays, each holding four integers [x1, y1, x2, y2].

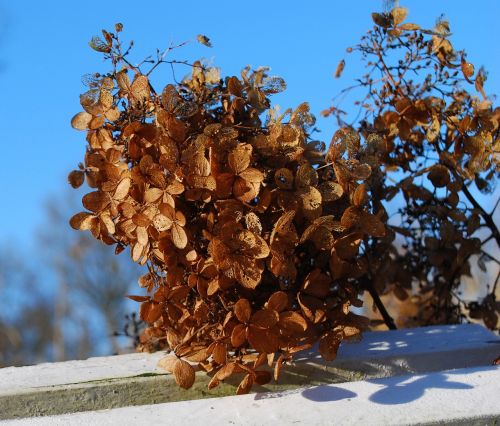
[[69, 6, 498, 393], [326, 6, 499, 330]]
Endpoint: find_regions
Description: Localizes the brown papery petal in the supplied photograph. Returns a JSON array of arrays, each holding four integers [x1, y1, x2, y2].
[[153, 214, 173, 232], [130, 74, 150, 104], [245, 212, 262, 234], [340, 206, 361, 229], [248, 235, 270, 259], [228, 144, 252, 174], [295, 163, 318, 188], [69, 212, 95, 231], [254, 370, 272, 385], [144, 187, 164, 203], [68, 170, 85, 188], [116, 70, 131, 91], [239, 168, 264, 183], [114, 178, 131, 201], [362, 212, 386, 237], [136, 226, 149, 246], [132, 242, 145, 262], [333, 232, 363, 259], [82, 191, 110, 213], [236, 374, 254, 395], [89, 115, 105, 130], [352, 163, 372, 180], [231, 324, 247, 347], [235, 261, 263, 289], [139, 300, 161, 323], [172, 359, 196, 389], [266, 291, 288, 313], [247, 326, 279, 354], [234, 299, 252, 323], [319, 329, 342, 361], [353, 183, 368, 207], [71, 111, 93, 130], [213, 362, 243, 382], [157, 355, 178, 373], [212, 343, 227, 365], [233, 178, 259, 203], [250, 308, 279, 329], [100, 213, 116, 234], [391, 6, 408, 25], [171, 223, 188, 249], [278, 311, 308, 334], [227, 76, 243, 97], [132, 213, 151, 227], [105, 107, 120, 122]]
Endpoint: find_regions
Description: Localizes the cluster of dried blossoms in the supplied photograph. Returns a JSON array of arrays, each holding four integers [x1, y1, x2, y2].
[[69, 25, 378, 392], [69, 5, 498, 393], [326, 6, 499, 329]]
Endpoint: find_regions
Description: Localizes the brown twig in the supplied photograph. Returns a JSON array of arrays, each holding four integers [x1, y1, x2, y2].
[[461, 183, 500, 248], [366, 281, 397, 330]]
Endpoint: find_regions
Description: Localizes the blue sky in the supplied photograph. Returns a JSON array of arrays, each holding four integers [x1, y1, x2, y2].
[[0, 0, 499, 249]]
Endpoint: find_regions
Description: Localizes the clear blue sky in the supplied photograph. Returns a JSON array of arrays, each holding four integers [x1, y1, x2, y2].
[[0, 0, 499, 249]]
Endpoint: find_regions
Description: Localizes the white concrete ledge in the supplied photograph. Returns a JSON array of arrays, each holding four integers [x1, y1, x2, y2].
[[5, 365, 499, 426], [1, 324, 498, 420]]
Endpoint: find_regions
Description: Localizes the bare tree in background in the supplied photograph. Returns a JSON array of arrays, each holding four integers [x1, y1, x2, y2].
[[38, 189, 144, 360], [0, 250, 55, 367], [0, 189, 143, 367]]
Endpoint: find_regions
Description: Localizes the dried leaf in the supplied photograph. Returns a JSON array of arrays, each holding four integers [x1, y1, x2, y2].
[[82, 191, 110, 213], [68, 170, 85, 188], [173, 359, 196, 389], [399, 23, 420, 31], [228, 145, 252, 174], [69, 212, 95, 231], [428, 164, 450, 188], [197, 34, 212, 47], [391, 7, 408, 25], [267, 291, 288, 313], [130, 75, 150, 104], [335, 60, 345, 78], [319, 181, 344, 202], [157, 355, 178, 373], [461, 56, 475, 83], [231, 324, 247, 347], [319, 329, 342, 361], [278, 311, 308, 334], [114, 178, 131, 201], [236, 374, 253, 395], [172, 223, 188, 249], [71, 112, 93, 130], [234, 299, 252, 323], [250, 309, 279, 328]]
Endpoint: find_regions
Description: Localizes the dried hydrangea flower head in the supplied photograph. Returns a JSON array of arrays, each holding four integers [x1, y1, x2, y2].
[[70, 5, 498, 393]]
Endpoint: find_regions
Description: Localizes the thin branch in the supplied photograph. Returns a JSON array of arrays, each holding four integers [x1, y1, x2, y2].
[[490, 196, 500, 216], [372, 40, 406, 99], [363, 243, 397, 330], [461, 183, 500, 248], [482, 234, 495, 245], [492, 270, 500, 295], [145, 40, 192, 76], [480, 250, 500, 265], [366, 281, 397, 330]]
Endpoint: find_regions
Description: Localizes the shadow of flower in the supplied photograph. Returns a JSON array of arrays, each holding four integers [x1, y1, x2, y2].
[[368, 372, 473, 405], [301, 385, 357, 402]]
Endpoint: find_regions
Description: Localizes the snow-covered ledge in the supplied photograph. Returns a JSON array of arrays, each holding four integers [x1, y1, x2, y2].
[[1, 324, 499, 424]]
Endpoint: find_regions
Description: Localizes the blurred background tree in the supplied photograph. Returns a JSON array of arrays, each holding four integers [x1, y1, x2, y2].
[[0, 251, 54, 366], [0, 190, 144, 367]]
